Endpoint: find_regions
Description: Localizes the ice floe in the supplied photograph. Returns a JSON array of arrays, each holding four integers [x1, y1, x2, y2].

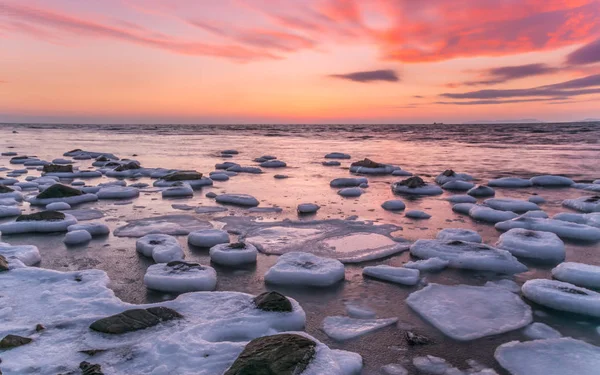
[[434, 170, 474, 185], [495, 338, 600, 375], [144, 261, 217, 292], [442, 180, 475, 191], [523, 322, 562, 340], [407, 284, 532, 340], [530, 175, 574, 187], [404, 258, 449, 272], [446, 195, 477, 204], [338, 187, 363, 197], [528, 195, 546, 204], [469, 205, 518, 223], [562, 195, 600, 213], [322, 316, 398, 340], [136, 234, 185, 263], [381, 199, 406, 211], [208, 172, 229, 181], [260, 160, 287, 168], [28, 184, 98, 206], [520, 210, 549, 218], [436, 228, 482, 243], [344, 303, 376, 319], [63, 229, 92, 245], [405, 210, 431, 219], [216, 193, 260, 207], [522, 279, 600, 317], [363, 265, 420, 285], [322, 160, 341, 166], [209, 242, 258, 266], [0, 212, 77, 234], [484, 198, 540, 212], [552, 262, 600, 289], [195, 206, 229, 214], [554, 212, 600, 227], [264, 252, 345, 286], [0, 242, 41, 265], [349, 158, 399, 175], [188, 229, 230, 248], [227, 165, 263, 174], [154, 171, 213, 189], [97, 186, 139, 200], [325, 152, 351, 159], [0, 205, 21, 218], [46, 202, 71, 210], [392, 177, 443, 196], [410, 239, 527, 274], [65, 209, 104, 221], [496, 228, 565, 262], [488, 177, 533, 188], [495, 216, 600, 242], [467, 185, 496, 197], [381, 364, 408, 375], [298, 203, 320, 214], [115, 215, 212, 237], [161, 183, 194, 198]]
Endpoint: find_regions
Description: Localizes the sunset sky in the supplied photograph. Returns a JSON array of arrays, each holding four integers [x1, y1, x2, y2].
[[1, 0, 599, 124]]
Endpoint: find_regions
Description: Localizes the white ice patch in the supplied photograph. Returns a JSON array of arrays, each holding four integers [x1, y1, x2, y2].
[[495, 338, 600, 375], [530, 175, 574, 187], [63, 229, 92, 245], [381, 364, 408, 375], [446, 195, 477, 204], [484, 279, 520, 293], [46, 202, 71, 210], [404, 258, 449, 272], [522, 279, 600, 318], [264, 252, 345, 287], [322, 316, 398, 340], [209, 243, 258, 266], [97, 186, 140, 200], [0, 205, 21, 218], [136, 234, 185, 263], [495, 228, 565, 262], [436, 228, 482, 243], [215, 193, 259, 207], [114, 215, 212, 237], [0, 242, 41, 265], [484, 198, 540, 213], [363, 265, 420, 285], [562, 196, 600, 213], [188, 229, 230, 248], [519, 210, 549, 219], [64, 209, 104, 221], [523, 322, 562, 340], [495, 216, 600, 242], [144, 262, 217, 292], [551, 262, 600, 289], [405, 210, 431, 219], [553, 212, 600, 227], [407, 284, 532, 341], [488, 177, 533, 188], [344, 303, 376, 319], [412, 356, 497, 375], [0, 213, 77, 234], [68, 223, 110, 236], [410, 239, 527, 274]]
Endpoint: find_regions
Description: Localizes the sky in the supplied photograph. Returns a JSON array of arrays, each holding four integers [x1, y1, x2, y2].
[[1, 0, 600, 124]]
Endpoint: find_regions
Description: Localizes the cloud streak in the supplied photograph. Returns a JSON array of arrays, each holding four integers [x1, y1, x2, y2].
[[329, 69, 400, 83], [458, 64, 560, 86], [567, 38, 600, 65]]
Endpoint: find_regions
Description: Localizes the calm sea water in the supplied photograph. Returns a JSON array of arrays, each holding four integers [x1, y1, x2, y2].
[[1, 122, 600, 374]]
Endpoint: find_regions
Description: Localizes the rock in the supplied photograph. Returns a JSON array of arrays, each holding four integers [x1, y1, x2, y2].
[[16, 210, 66, 222], [351, 158, 385, 168], [0, 254, 8, 271], [35, 324, 45, 331], [89, 307, 182, 334], [80, 361, 104, 375], [114, 161, 141, 171], [0, 185, 14, 193], [37, 184, 83, 199], [79, 349, 106, 356], [442, 169, 455, 177], [163, 171, 203, 181], [0, 334, 32, 349], [205, 192, 217, 198], [405, 331, 433, 345], [224, 334, 316, 375], [297, 203, 320, 214], [253, 291, 293, 312], [396, 176, 426, 188], [43, 164, 73, 173]]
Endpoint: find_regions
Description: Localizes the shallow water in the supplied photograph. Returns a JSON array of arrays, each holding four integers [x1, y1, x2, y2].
[[1, 122, 600, 374]]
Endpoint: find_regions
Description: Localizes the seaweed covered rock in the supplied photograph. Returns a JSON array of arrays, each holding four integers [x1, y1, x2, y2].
[[43, 164, 73, 173], [16, 210, 66, 222], [224, 334, 316, 375], [0, 254, 8, 271], [351, 158, 385, 168], [253, 291, 293, 312], [0, 185, 14, 193], [163, 171, 203, 181], [0, 334, 32, 349], [114, 161, 141, 172], [90, 307, 182, 334], [80, 361, 104, 375], [37, 184, 82, 199], [397, 176, 426, 188]]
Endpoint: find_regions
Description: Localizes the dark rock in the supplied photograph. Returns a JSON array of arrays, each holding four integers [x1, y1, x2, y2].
[[163, 171, 203, 181], [405, 331, 433, 346], [104, 162, 121, 168], [0, 334, 32, 349], [0, 255, 8, 272], [90, 307, 182, 334], [37, 184, 82, 199], [253, 291, 293, 313], [67, 149, 82, 154], [95, 156, 109, 162], [224, 334, 316, 375], [442, 169, 455, 177], [80, 361, 103, 375], [205, 192, 217, 198], [585, 196, 600, 203], [114, 161, 141, 172], [351, 158, 385, 168], [397, 176, 426, 188], [0, 185, 14, 193], [43, 164, 73, 173], [35, 324, 45, 332], [229, 242, 247, 249], [165, 260, 204, 272], [10, 156, 30, 161], [16, 210, 65, 222], [557, 286, 588, 295], [79, 349, 106, 356]]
